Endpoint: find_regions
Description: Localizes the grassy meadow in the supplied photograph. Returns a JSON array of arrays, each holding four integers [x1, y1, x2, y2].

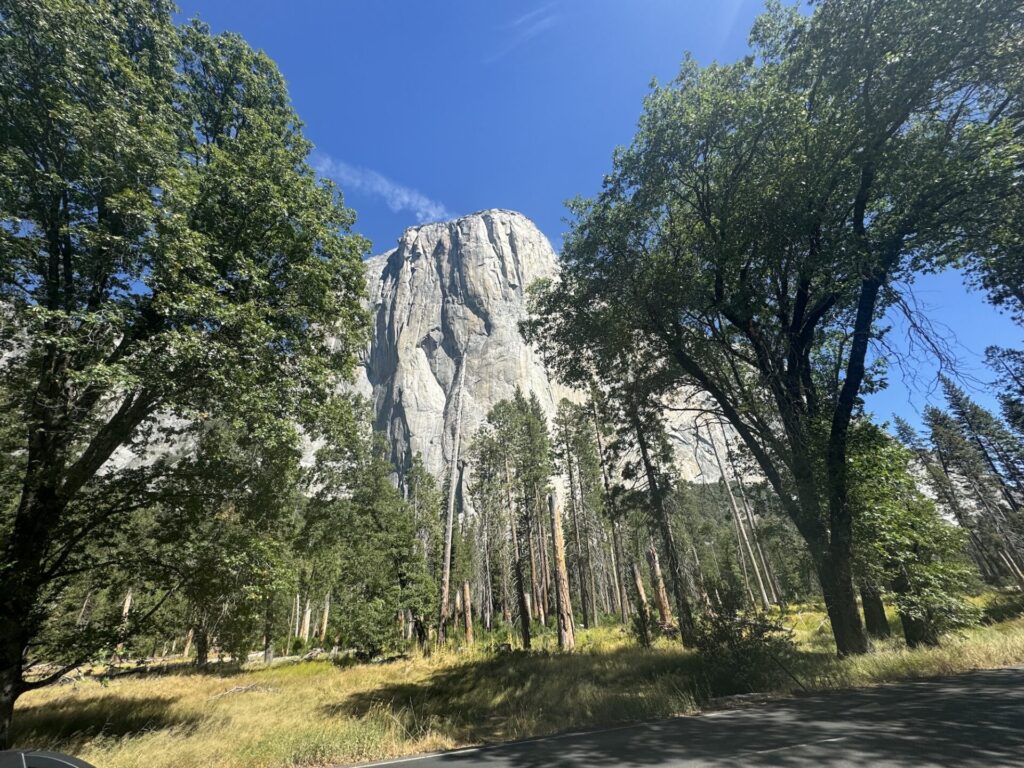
[[14, 598, 1024, 768]]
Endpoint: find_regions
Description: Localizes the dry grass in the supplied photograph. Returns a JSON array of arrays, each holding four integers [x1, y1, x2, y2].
[[14, 603, 1024, 768]]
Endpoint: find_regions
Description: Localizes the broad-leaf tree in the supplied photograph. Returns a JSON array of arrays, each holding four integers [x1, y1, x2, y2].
[[0, 0, 366, 745], [529, 0, 1021, 654]]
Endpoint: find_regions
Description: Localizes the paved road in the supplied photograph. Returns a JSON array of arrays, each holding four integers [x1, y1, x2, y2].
[[354, 666, 1024, 767]]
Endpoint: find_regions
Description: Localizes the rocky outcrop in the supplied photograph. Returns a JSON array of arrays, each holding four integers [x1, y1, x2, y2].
[[356, 209, 573, 479], [356, 209, 724, 484]]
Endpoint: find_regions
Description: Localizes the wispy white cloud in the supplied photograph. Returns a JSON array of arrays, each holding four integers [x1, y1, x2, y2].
[[486, 3, 559, 63], [312, 153, 453, 224]]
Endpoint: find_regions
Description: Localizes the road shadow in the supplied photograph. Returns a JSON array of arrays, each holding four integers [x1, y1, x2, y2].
[[426, 667, 1024, 767]]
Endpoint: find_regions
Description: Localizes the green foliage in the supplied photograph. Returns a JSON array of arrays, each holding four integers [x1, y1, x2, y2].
[[525, 0, 1023, 655], [0, 0, 367, 720], [692, 607, 797, 695], [852, 423, 980, 642], [304, 413, 432, 659]]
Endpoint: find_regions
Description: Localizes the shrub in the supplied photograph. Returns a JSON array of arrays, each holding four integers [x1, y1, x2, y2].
[[692, 607, 798, 696]]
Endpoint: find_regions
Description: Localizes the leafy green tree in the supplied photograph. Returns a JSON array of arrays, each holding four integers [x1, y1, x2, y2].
[[148, 420, 302, 665], [851, 424, 979, 647], [0, 0, 366, 744], [528, 0, 1020, 655]]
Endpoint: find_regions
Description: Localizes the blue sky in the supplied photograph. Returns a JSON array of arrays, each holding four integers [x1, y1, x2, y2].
[[176, 0, 1020, 430]]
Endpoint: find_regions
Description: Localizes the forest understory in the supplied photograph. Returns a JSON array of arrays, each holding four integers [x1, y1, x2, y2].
[[13, 595, 1024, 768]]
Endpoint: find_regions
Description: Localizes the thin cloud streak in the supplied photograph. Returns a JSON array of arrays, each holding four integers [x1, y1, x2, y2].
[[486, 4, 559, 63], [507, 3, 556, 29], [312, 153, 453, 224]]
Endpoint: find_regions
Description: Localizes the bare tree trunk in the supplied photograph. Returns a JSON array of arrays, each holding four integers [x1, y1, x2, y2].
[[631, 407, 697, 644], [300, 597, 311, 643], [567, 458, 591, 628], [612, 521, 630, 622], [537, 499, 552, 622], [584, 494, 599, 627], [183, 627, 194, 659], [76, 590, 93, 626], [607, 529, 623, 620], [114, 588, 133, 657], [482, 524, 494, 631], [438, 356, 469, 645], [707, 427, 770, 610], [527, 517, 546, 625], [721, 424, 781, 605], [630, 560, 652, 646], [319, 593, 331, 643], [646, 545, 673, 627], [462, 581, 474, 644], [500, 543, 513, 625], [549, 493, 576, 650]]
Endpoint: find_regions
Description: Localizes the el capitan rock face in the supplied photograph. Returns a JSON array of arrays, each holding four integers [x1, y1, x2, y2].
[[357, 209, 571, 479], [356, 209, 724, 484]]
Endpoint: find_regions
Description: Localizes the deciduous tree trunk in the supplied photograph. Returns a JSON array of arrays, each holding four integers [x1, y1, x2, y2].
[[860, 584, 891, 639], [195, 628, 209, 667], [0, 639, 23, 749]]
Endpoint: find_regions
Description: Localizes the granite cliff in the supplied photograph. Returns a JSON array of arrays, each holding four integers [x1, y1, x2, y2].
[[355, 209, 722, 483]]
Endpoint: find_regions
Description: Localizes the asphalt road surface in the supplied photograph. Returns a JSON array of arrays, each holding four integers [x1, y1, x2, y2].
[[353, 666, 1024, 767]]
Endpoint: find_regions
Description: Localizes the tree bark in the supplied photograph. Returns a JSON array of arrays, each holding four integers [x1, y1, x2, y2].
[[462, 581, 474, 644], [860, 584, 891, 639], [630, 561, 652, 647], [548, 493, 576, 650], [0, 628, 24, 750], [646, 545, 673, 627], [567, 459, 592, 628], [817, 548, 869, 656], [300, 597, 311, 643], [612, 521, 630, 622], [438, 356, 468, 645], [527, 517, 545, 625], [195, 628, 209, 667], [319, 592, 330, 643]]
